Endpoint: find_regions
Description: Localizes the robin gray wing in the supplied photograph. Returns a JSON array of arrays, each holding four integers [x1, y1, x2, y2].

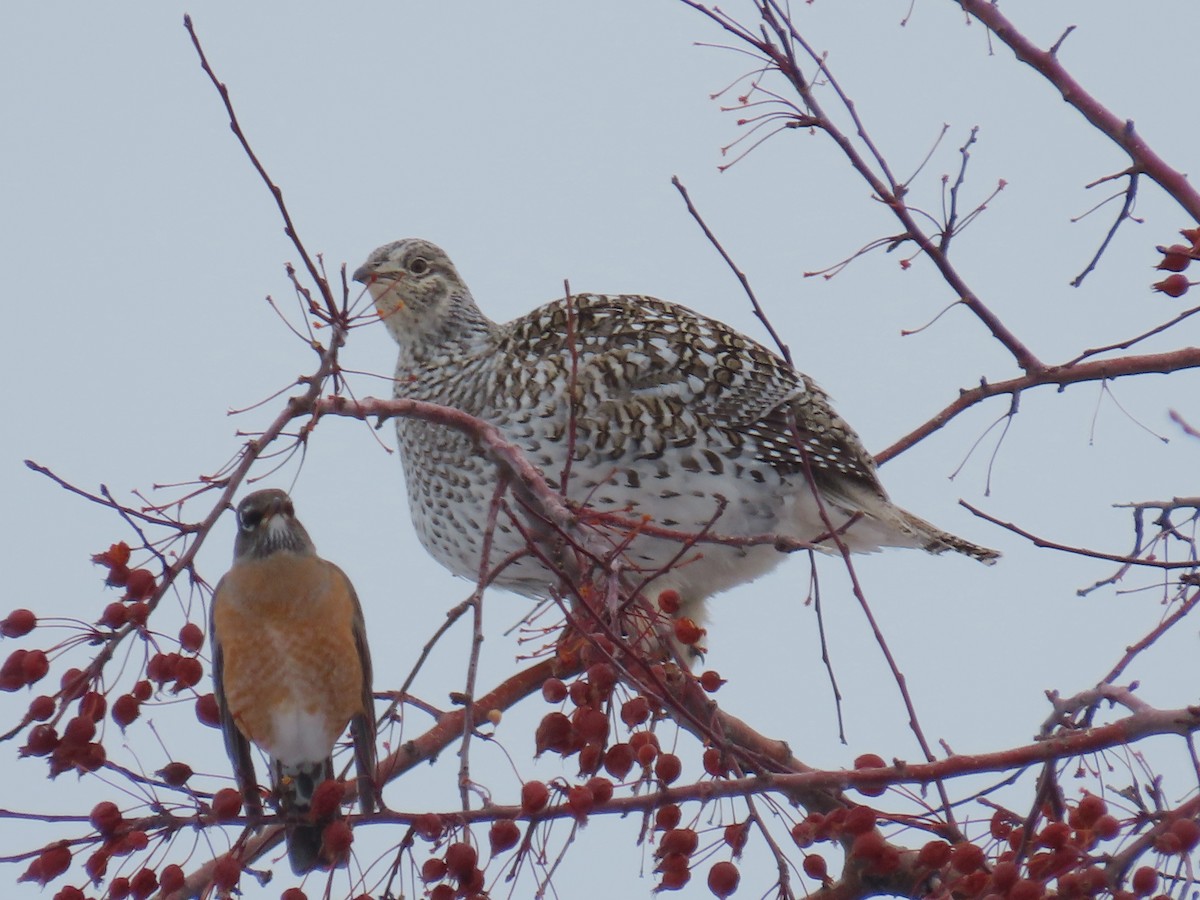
[[210, 575, 263, 817], [337, 565, 377, 815]]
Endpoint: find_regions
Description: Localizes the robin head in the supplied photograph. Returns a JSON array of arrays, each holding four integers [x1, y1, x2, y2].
[[232, 489, 316, 561], [352, 239, 490, 351]]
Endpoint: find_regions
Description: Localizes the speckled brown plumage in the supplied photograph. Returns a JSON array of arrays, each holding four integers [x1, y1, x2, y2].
[[354, 239, 997, 633]]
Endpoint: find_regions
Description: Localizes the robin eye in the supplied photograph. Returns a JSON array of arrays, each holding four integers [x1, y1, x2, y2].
[[239, 510, 262, 531], [408, 257, 430, 276]]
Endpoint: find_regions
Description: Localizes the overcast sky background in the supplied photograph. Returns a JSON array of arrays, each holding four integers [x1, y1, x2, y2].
[[3, 2, 1199, 897]]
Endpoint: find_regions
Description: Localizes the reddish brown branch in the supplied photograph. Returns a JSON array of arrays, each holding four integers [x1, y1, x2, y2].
[[875, 347, 1200, 464], [958, 0, 1200, 223]]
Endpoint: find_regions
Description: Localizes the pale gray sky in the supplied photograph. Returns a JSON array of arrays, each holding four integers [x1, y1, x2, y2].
[[3, 3, 1199, 897]]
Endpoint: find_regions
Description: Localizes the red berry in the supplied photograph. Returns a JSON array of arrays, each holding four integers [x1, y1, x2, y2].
[[124, 568, 156, 601], [89, 800, 122, 836], [950, 841, 985, 873], [1009, 879, 1043, 900], [1157, 244, 1193, 272], [310, 779, 343, 821], [699, 670, 725, 693], [1075, 794, 1106, 827], [567, 785, 594, 819], [489, 818, 521, 856], [843, 806, 876, 835], [22, 723, 58, 756], [125, 602, 150, 627], [322, 820, 353, 861], [100, 602, 127, 629], [1153, 832, 1182, 855], [211, 854, 240, 890], [673, 617, 705, 646], [76, 741, 107, 772], [1153, 274, 1190, 297], [572, 707, 608, 745], [621, 696, 651, 727], [444, 842, 478, 880], [109, 877, 130, 898], [421, 857, 447, 882], [659, 827, 698, 857], [541, 677, 567, 703], [1038, 821, 1071, 850], [159, 865, 184, 895], [415, 812, 444, 840], [577, 741, 603, 776], [586, 662, 616, 695], [707, 860, 740, 898], [112, 694, 141, 730], [917, 840, 951, 868], [724, 821, 748, 856], [790, 821, 816, 848], [535, 711, 574, 755], [586, 776, 613, 803], [20, 841, 71, 885], [132, 680, 152, 701], [1094, 814, 1120, 840], [803, 854, 828, 880], [604, 743, 635, 779], [54, 887, 85, 900], [635, 742, 657, 768], [658, 864, 691, 891], [991, 860, 1019, 891], [1131, 867, 1158, 896], [280, 888, 308, 900], [28, 694, 55, 721], [79, 691, 106, 722], [157, 761, 193, 786], [567, 678, 591, 708], [851, 830, 885, 861], [2, 608, 37, 638], [703, 747, 729, 777], [195, 693, 220, 727], [84, 849, 109, 882], [211, 788, 243, 821], [460, 867, 485, 894], [0, 649, 28, 690], [1171, 817, 1200, 851], [20, 650, 49, 685], [62, 716, 96, 746], [520, 780, 549, 814], [655, 804, 682, 832], [178, 623, 204, 653], [59, 667, 89, 700], [657, 589, 681, 614], [990, 810, 1014, 840], [656, 753, 682, 785], [428, 885, 455, 900], [172, 657, 202, 691], [146, 652, 177, 685], [853, 753, 887, 797], [129, 867, 157, 900]]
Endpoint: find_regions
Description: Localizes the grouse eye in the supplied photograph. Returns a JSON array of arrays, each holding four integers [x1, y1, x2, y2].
[[408, 257, 430, 276], [239, 509, 262, 532]]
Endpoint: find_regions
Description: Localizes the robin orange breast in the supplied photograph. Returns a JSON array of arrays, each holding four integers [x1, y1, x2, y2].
[[210, 489, 376, 874]]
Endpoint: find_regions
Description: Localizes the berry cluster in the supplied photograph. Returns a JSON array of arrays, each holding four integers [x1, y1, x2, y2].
[[1151, 227, 1200, 298]]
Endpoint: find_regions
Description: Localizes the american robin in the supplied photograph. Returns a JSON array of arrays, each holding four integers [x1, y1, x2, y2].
[[210, 489, 376, 874]]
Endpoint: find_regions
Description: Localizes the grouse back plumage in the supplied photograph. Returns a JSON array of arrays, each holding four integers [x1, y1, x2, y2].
[[354, 239, 997, 633]]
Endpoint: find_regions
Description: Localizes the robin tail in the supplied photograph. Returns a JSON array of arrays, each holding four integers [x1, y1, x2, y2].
[[274, 758, 336, 875]]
